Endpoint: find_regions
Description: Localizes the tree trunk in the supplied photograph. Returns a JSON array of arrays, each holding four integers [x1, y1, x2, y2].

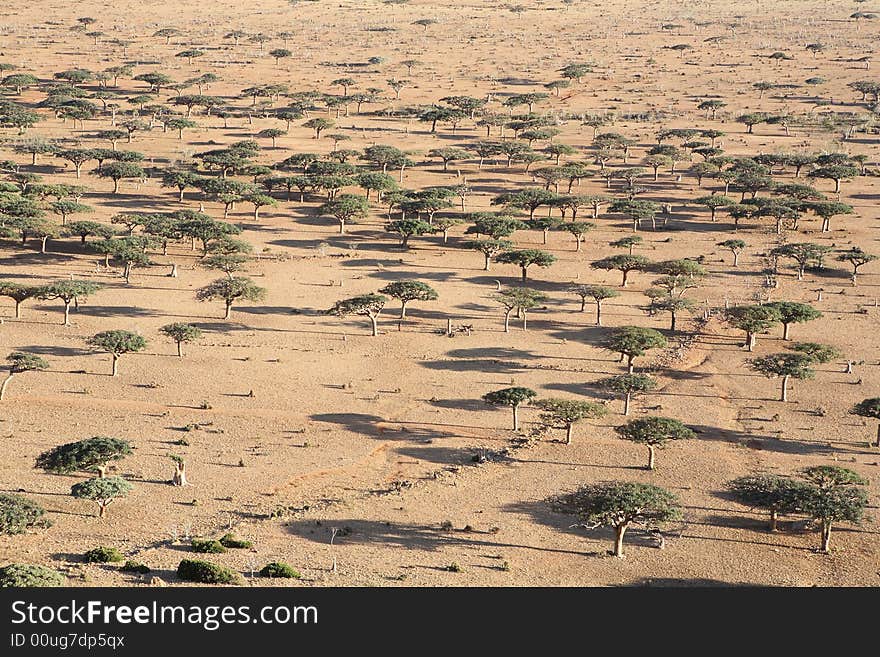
[[63, 301, 71, 326], [769, 509, 778, 532], [821, 520, 831, 553], [503, 309, 512, 333], [783, 323, 790, 340], [781, 375, 789, 402], [647, 445, 656, 470], [111, 354, 119, 377], [565, 423, 573, 445], [98, 503, 107, 518], [624, 392, 631, 416], [596, 300, 602, 326], [0, 372, 14, 401], [172, 461, 187, 486], [484, 254, 491, 271], [224, 302, 232, 320], [177, 341, 183, 357], [369, 315, 378, 337], [614, 524, 628, 557], [733, 251, 740, 267], [399, 302, 408, 319], [512, 404, 519, 431], [14, 300, 21, 318], [627, 354, 635, 373]]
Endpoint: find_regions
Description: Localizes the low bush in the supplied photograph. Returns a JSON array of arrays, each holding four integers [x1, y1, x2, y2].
[[190, 538, 226, 554], [176, 559, 239, 585], [84, 547, 124, 563], [0, 564, 66, 587], [259, 562, 301, 579]]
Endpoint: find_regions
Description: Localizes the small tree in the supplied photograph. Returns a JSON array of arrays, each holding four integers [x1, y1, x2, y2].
[[196, 277, 267, 319], [170, 454, 187, 486], [535, 398, 607, 444], [482, 387, 537, 431], [463, 239, 513, 271], [37, 436, 133, 478], [319, 194, 369, 234], [0, 352, 48, 401], [0, 282, 44, 319], [329, 294, 387, 336], [38, 280, 101, 325], [603, 326, 667, 373], [549, 482, 681, 557], [726, 474, 811, 531], [615, 416, 694, 470], [836, 247, 877, 285], [385, 219, 432, 248], [591, 254, 650, 287], [160, 323, 202, 357], [71, 476, 132, 518], [493, 287, 546, 332], [95, 162, 145, 194], [86, 330, 147, 376], [379, 281, 438, 319], [599, 374, 657, 416], [851, 398, 880, 447], [799, 466, 868, 553], [570, 285, 619, 325], [725, 304, 782, 351], [495, 249, 557, 281], [747, 353, 814, 402], [718, 239, 746, 267], [304, 117, 333, 139], [764, 301, 821, 340]]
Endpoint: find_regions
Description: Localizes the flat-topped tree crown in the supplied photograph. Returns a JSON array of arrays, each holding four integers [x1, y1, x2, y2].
[[615, 416, 694, 469], [535, 398, 607, 444], [603, 326, 667, 372], [483, 387, 538, 431], [379, 281, 438, 319], [329, 294, 387, 336], [71, 476, 132, 518], [36, 436, 133, 477], [550, 482, 681, 557]]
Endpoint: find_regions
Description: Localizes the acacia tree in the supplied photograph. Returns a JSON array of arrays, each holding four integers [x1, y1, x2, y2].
[[726, 474, 812, 532], [0, 352, 48, 401], [836, 247, 877, 285], [71, 476, 132, 518], [86, 330, 147, 376], [570, 285, 619, 325], [536, 398, 607, 444], [764, 301, 821, 340], [495, 249, 557, 281], [37, 437, 133, 478], [95, 162, 144, 194], [851, 398, 880, 447], [38, 281, 101, 325], [379, 281, 438, 319], [603, 326, 667, 373], [615, 416, 695, 470], [385, 219, 432, 248], [771, 243, 832, 281], [196, 277, 266, 319], [747, 352, 814, 402], [304, 118, 333, 139], [0, 282, 44, 319], [319, 194, 369, 234], [482, 387, 537, 431], [718, 239, 746, 266], [599, 374, 657, 416], [799, 466, 868, 553], [493, 287, 546, 332], [160, 323, 202, 357], [591, 254, 650, 287], [549, 482, 681, 557], [725, 304, 782, 351], [464, 239, 513, 271], [329, 294, 387, 336]]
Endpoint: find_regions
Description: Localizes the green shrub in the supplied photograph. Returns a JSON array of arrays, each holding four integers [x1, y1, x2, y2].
[[0, 564, 66, 587], [121, 560, 151, 574], [0, 493, 51, 535], [191, 538, 226, 553], [259, 562, 301, 579], [177, 559, 239, 585], [84, 546, 124, 563], [219, 533, 253, 549]]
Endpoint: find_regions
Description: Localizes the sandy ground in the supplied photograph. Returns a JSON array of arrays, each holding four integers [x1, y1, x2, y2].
[[0, 0, 878, 586]]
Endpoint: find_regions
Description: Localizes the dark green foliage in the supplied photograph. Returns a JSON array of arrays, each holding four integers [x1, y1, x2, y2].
[[0, 493, 50, 535], [219, 533, 253, 549], [726, 474, 812, 530], [0, 564, 66, 587], [260, 562, 301, 579], [121, 560, 151, 574], [84, 546, 124, 563], [36, 436, 133, 475], [191, 538, 227, 554], [177, 559, 240, 584]]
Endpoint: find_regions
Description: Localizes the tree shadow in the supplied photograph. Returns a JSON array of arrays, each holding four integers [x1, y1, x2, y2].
[[309, 412, 384, 437], [690, 424, 839, 455]]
